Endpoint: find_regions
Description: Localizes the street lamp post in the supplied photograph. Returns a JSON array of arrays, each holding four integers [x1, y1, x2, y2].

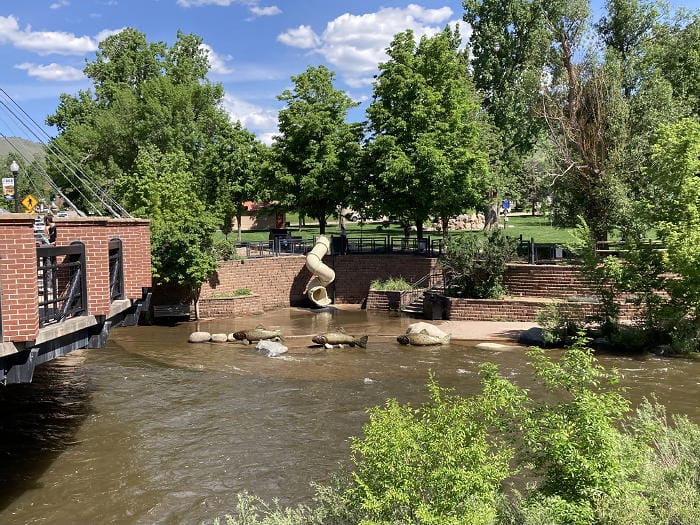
[[10, 160, 19, 212]]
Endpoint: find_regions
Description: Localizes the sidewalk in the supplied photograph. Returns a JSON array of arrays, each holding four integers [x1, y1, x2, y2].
[[435, 320, 539, 342]]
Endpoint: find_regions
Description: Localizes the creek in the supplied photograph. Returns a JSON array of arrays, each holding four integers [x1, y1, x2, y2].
[[0, 307, 698, 524]]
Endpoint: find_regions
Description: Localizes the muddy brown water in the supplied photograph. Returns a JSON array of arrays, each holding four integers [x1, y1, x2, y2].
[[1, 307, 698, 525]]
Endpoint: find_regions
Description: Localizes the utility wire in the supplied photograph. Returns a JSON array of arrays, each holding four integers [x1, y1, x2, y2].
[[0, 88, 132, 218]]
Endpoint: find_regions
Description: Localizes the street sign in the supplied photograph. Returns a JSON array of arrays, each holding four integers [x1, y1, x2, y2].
[[21, 194, 38, 212]]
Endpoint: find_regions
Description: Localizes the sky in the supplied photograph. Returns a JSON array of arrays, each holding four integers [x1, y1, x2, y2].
[[0, 0, 698, 146]]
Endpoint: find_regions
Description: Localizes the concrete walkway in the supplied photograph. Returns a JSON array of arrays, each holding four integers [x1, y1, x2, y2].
[[435, 320, 539, 342]]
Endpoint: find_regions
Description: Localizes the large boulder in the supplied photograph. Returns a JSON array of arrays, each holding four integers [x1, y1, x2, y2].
[[254, 340, 288, 357], [406, 322, 449, 339], [518, 327, 546, 347], [211, 333, 228, 343], [188, 331, 211, 343]]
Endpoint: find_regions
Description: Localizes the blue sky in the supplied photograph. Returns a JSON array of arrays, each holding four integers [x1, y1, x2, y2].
[[0, 0, 698, 145]]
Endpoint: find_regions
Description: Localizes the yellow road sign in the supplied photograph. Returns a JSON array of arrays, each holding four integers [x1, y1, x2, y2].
[[21, 194, 38, 212]]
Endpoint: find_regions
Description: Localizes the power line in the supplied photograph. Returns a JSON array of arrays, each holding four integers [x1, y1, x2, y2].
[[0, 88, 132, 218]]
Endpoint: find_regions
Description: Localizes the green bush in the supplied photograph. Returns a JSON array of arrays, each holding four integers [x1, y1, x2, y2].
[[215, 342, 700, 525], [348, 374, 522, 524], [212, 237, 242, 261], [369, 277, 412, 291], [440, 230, 518, 299], [536, 303, 584, 345]]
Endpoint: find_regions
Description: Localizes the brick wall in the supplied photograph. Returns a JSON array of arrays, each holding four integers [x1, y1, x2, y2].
[[108, 219, 152, 299], [504, 263, 597, 299], [444, 297, 642, 322], [0, 215, 39, 342], [57, 217, 152, 316], [366, 290, 406, 310], [333, 256, 438, 303], [200, 254, 438, 312], [0, 215, 152, 343], [198, 295, 263, 318]]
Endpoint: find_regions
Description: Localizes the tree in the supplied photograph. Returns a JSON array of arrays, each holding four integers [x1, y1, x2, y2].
[[114, 147, 219, 290], [363, 27, 491, 238], [462, 0, 550, 169], [201, 122, 269, 241], [273, 65, 362, 235], [636, 119, 700, 351], [45, 28, 237, 288]]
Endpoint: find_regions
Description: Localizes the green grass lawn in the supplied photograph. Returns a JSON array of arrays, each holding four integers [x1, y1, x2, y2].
[[217, 214, 579, 245], [502, 215, 578, 244]]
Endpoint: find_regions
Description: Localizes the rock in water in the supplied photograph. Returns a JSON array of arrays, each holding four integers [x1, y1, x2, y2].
[[211, 333, 228, 343], [188, 331, 211, 343], [254, 340, 288, 357], [406, 322, 449, 338], [397, 329, 450, 346]]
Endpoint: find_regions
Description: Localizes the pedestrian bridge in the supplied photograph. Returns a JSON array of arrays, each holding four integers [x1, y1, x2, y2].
[[0, 214, 151, 384]]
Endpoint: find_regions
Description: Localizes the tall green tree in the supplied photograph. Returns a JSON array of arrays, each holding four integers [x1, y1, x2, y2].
[[462, 0, 550, 167], [273, 65, 362, 235], [114, 147, 219, 290], [363, 27, 491, 238], [45, 28, 238, 288], [201, 122, 268, 241]]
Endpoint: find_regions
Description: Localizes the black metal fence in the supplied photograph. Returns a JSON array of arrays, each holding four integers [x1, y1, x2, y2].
[[227, 235, 443, 258], [509, 235, 576, 264], [36, 242, 88, 327]]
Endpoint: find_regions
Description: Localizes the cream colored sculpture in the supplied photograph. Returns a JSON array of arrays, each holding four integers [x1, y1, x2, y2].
[[305, 235, 335, 307]]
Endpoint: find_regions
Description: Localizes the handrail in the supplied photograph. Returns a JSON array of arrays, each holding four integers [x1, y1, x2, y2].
[[400, 269, 445, 306], [36, 242, 87, 327]]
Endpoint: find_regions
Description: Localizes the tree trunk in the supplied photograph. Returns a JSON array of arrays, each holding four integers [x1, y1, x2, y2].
[[415, 219, 424, 239], [483, 203, 499, 230], [236, 212, 243, 242], [531, 200, 537, 216], [441, 217, 449, 238], [319, 216, 326, 235]]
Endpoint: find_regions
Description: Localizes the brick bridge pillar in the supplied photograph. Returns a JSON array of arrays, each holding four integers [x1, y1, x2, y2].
[[54, 217, 152, 316], [0, 215, 40, 343]]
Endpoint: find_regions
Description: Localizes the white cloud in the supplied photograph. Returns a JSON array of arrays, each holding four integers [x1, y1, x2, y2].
[[177, 0, 279, 18], [221, 93, 278, 142], [0, 15, 122, 56], [277, 4, 468, 87], [249, 5, 281, 17], [277, 25, 320, 49], [50, 0, 70, 9], [200, 43, 234, 75], [15, 62, 84, 81], [177, 0, 233, 6]]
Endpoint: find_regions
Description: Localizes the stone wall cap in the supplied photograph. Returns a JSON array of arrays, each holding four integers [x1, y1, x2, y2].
[[56, 216, 149, 225]]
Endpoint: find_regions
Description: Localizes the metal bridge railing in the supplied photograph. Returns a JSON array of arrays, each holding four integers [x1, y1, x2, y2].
[[36, 242, 88, 327]]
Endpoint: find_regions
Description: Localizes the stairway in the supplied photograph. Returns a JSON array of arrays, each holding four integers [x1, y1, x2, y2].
[[400, 291, 425, 316]]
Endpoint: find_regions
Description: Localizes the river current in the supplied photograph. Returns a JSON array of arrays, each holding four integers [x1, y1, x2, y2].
[[1, 307, 698, 524]]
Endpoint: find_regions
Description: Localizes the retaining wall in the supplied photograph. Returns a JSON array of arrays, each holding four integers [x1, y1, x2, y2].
[[200, 254, 438, 312]]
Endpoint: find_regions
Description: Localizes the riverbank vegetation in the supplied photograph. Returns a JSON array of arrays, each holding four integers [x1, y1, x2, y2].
[[215, 339, 700, 524]]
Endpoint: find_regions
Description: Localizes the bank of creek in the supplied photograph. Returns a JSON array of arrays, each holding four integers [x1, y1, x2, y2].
[[1, 306, 699, 524]]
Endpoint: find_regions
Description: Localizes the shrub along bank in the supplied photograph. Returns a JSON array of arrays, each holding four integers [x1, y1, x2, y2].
[[214, 339, 700, 525]]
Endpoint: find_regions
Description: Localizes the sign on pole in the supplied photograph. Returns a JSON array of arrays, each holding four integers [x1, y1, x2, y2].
[[21, 194, 38, 212], [2, 177, 15, 201]]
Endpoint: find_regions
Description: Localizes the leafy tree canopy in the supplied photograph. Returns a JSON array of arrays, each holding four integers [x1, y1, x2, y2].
[[45, 28, 263, 289], [362, 27, 491, 237], [273, 65, 363, 234]]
